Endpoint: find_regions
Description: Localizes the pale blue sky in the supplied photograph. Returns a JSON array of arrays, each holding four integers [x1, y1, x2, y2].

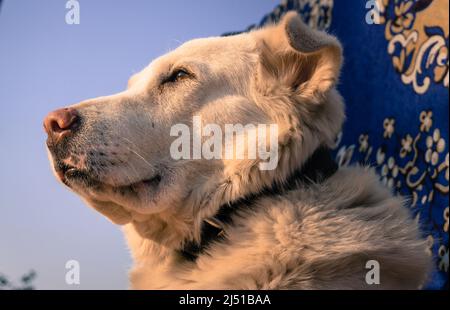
[[0, 0, 277, 289]]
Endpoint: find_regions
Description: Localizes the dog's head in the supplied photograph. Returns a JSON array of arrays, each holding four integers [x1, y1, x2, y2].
[[44, 12, 344, 227]]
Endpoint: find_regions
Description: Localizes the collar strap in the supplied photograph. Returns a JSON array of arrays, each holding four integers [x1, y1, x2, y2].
[[179, 147, 338, 261]]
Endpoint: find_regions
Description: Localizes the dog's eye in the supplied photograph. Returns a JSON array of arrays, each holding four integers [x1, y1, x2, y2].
[[163, 69, 190, 84]]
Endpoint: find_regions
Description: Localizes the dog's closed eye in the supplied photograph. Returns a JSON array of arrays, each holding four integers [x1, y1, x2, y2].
[[162, 68, 191, 85]]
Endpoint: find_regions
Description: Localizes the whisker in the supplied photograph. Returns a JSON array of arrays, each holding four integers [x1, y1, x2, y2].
[[120, 137, 155, 170]]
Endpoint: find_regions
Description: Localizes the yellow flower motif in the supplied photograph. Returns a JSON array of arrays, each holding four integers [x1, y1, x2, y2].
[[400, 134, 413, 158], [392, 1, 415, 33], [381, 156, 399, 188], [358, 134, 369, 152], [438, 245, 449, 273], [376, 147, 386, 165], [420, 111, 433, 132], [383, 118, 395, 139], [425, 129, 446, 166]]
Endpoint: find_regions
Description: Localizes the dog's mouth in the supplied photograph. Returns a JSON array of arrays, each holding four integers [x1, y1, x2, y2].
[[55, 162, 163, 194]]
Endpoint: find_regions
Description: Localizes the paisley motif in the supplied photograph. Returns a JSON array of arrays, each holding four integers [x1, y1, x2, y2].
[[376, 0, 449, 94]]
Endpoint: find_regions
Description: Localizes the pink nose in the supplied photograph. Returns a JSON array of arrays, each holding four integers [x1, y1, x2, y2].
[[43, 108, 80, 144]]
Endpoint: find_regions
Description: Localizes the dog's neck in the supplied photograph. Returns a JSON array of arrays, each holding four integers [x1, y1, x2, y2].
[[126, 146, 338, 262], [177, 147, 338, 260]]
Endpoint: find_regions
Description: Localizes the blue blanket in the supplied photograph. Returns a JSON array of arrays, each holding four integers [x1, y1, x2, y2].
[[229, 0, 448, 290]]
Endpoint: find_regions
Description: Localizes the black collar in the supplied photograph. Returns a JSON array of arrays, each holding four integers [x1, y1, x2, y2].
[[179, 147, 338, 261]]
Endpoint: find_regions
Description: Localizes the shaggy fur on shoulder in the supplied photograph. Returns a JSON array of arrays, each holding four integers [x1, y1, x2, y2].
[[45, 12, 431, 289]]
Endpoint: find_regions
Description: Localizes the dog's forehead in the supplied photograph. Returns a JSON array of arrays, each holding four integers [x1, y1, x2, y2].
[[177, 34, 254, 56], [129, 34, 256, 89], [153, 34, 254, 70]]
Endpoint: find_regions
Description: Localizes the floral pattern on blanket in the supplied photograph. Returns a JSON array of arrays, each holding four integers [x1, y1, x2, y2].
[[335, 110, 449, 288], [374, 0, 449, 95], [238, 0, 449, 289]]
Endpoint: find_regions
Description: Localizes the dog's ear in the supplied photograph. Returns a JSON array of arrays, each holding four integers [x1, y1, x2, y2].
[[255, 12, 342, 103]]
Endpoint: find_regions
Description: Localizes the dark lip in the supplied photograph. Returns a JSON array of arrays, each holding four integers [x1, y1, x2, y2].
[[55, 162, 162, 190], [55, 163, 99, 187], [141, 174, 162, 186]]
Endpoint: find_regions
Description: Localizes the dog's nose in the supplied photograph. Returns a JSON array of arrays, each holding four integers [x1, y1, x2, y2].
[[43, 108, 80, 144]]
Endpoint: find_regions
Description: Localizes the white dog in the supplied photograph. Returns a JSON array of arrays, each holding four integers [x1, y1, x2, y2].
[[44, 12, 430, 289]]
